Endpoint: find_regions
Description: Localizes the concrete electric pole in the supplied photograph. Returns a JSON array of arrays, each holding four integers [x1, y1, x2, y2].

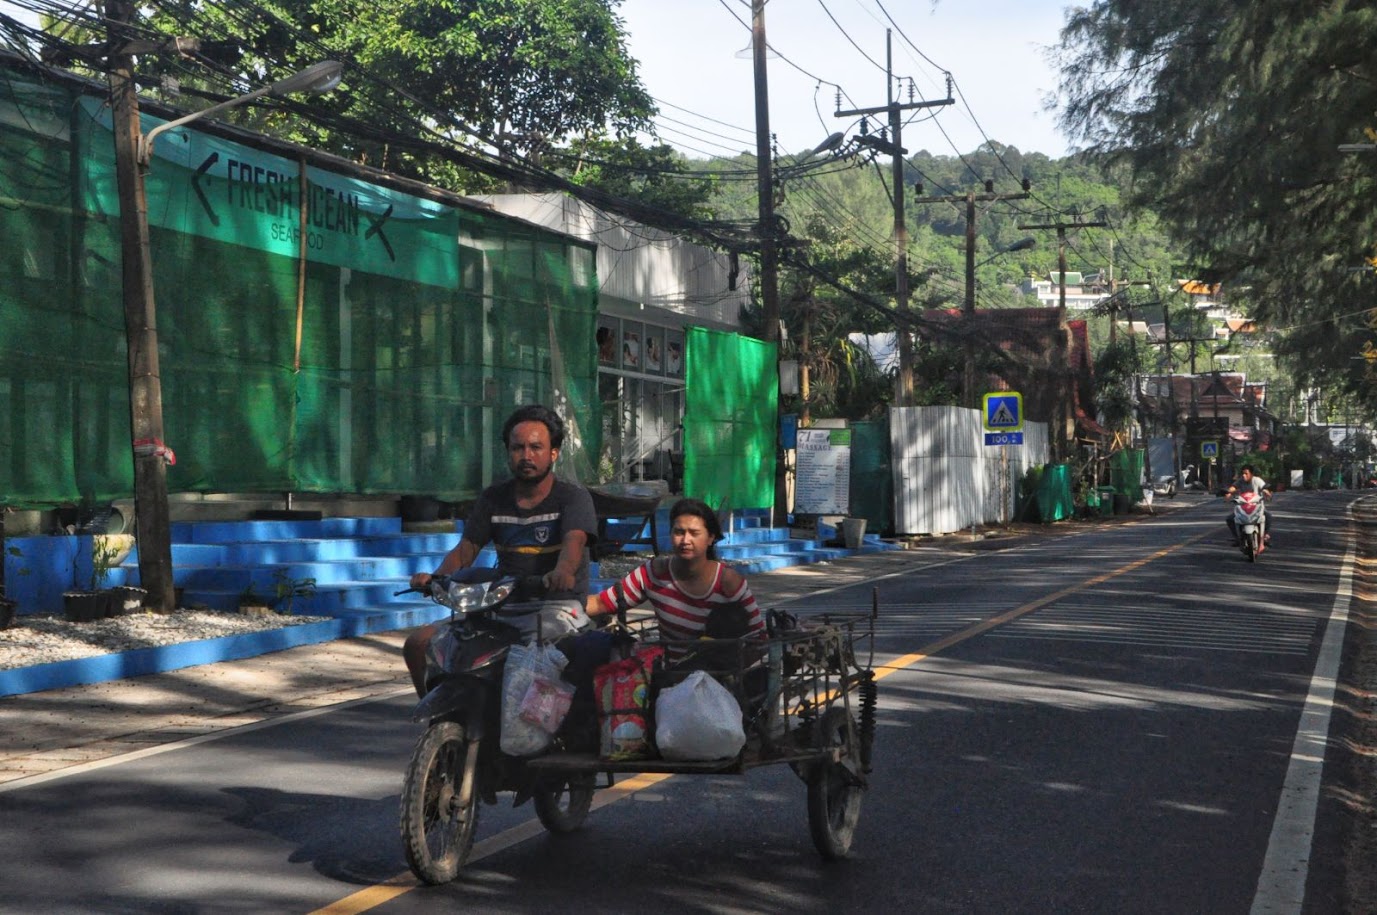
[[835, 30, 952, 406]]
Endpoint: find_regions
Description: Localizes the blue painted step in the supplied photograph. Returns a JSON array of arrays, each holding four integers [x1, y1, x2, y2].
[[125, 515, 894, 618]]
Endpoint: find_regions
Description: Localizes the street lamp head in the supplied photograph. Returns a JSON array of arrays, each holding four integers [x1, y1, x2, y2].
[[268, 60, 344, 96], [1003, 237, 1037, 254], [139, 60, 345, 166], [809, 131, 845, 157]]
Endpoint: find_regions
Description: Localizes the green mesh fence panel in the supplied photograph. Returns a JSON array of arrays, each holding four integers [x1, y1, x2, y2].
[[1109, 449, 1145, 498], [682, 327, 777, 511], [849, 418, 892, 534], [0, 67, 598, 507], [1035, 463, 1075, 522]]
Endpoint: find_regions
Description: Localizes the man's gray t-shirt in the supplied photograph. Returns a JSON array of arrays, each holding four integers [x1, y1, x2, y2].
[[461, 477, 597, 602]]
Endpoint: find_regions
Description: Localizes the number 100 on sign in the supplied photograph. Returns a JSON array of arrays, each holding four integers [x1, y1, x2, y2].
[[984, 432, 1023, 446]]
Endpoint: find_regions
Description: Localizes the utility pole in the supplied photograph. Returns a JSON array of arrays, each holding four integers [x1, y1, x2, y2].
[[108, 0, 176, 612], [1017, 214, 1108, 458], [750, 0, 779, 347], [1018, 215, 1108, 309], [835, 31, 952, 406], [921, 185, 1031, 407]]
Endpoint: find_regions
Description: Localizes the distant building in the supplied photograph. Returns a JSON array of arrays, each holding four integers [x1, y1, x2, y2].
[[1019, 271, 1111, 311]]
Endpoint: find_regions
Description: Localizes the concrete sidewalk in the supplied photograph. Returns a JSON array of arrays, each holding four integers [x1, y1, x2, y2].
[[0, 499, 1202, 788]]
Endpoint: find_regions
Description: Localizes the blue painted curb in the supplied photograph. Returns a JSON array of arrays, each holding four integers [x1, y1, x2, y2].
[[0, 604, 451, 699]]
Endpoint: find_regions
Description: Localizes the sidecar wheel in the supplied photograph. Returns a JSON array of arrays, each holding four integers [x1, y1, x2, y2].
[[401, 722, 478, 885], [806, 708, 864, 860], [534, 773, 595, 833]]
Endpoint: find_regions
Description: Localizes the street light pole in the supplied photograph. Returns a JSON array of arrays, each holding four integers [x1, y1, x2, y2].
[[108, 0, 174, 611], [105, 2, 341, 610]]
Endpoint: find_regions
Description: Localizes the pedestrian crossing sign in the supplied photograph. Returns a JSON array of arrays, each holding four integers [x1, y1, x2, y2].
[[983, 392, 1023, 432], [1201, 441, 1219, 459]]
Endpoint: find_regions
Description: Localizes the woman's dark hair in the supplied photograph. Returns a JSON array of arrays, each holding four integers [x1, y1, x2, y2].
[[669, 498, 723, 559], [501, 404, 565, 450]]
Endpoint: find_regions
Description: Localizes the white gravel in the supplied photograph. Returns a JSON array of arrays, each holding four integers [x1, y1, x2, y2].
[[0, 555, 724, 672], [0, 609, 332, 671]]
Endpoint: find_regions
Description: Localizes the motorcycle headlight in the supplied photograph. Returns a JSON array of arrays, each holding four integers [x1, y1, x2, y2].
[[482, 580, 515, 608], [443, 581, 492, 610]]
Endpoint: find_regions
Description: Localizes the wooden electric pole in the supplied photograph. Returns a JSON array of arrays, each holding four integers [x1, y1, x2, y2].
[[108, 0, 176, 611], [921, 187, 1031, 407], [835, 30, 952, 406]]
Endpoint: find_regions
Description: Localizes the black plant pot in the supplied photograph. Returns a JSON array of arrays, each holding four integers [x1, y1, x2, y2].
[[0, 596, 16, 630], [63, 590, 110, 623], [400, 495, 443, 522], [111, 585, 147, 616]]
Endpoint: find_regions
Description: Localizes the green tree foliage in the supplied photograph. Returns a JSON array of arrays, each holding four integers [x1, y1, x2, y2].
[[134, 0, 657, 193], [1055, 0, 1377, 415], [773, 215, 896, 420], [553, 138, 719, 222]]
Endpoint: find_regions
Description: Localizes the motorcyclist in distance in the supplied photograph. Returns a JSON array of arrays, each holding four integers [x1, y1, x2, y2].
[[1223, 464, 1273, 550]]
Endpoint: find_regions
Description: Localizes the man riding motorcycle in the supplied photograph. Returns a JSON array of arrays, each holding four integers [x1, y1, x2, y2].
[[1224, 465, 1273, 550], [401, 404, 595, 698]]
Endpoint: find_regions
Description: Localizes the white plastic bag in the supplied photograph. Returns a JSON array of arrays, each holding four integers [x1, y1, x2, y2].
[[500, 643, 568, 756], [653, 670, 746, 761]]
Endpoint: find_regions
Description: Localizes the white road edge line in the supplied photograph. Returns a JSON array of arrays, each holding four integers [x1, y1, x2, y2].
[[1250, 501, 1360, 914]]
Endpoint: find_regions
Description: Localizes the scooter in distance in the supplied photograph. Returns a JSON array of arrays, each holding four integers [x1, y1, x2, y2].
[[1230, 491, 1267, 562], [396, 570, 595, 885]]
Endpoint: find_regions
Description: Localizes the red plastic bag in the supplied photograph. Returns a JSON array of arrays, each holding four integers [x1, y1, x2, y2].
[[593, 646, 664, 761]]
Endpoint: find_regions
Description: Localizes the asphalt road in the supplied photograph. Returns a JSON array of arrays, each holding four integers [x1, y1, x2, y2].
[[0, 491, 1364, 914]]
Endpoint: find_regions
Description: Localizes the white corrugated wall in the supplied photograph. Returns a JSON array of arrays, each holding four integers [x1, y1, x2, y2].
[[890, 406, 1051, 535]]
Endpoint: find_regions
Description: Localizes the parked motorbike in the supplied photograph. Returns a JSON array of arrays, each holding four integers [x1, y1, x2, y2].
[[1151, 475, 1178, 497], [397, 570, 595, 885], [1230, 492, 1267, 562]]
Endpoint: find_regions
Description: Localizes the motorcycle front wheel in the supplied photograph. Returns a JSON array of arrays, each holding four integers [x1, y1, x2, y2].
[[401, 721, 479, 885], [533, 773, 596, 833], [806, 707, 865, 860]]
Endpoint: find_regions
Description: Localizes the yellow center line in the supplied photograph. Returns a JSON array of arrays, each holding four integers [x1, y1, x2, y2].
[[874, 531, 1210, 679], [313, 531, 1208, 914]]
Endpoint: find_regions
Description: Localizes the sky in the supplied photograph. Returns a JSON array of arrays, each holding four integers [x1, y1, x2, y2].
[[616, 0, 1076, 161], [0, 0, 1076, 158]]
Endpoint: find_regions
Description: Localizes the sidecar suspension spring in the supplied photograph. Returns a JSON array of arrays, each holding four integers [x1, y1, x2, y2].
[[856, 670, 877, 773]]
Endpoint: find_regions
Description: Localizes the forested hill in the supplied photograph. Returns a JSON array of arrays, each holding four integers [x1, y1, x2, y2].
[[687, 142, 1180, 312]]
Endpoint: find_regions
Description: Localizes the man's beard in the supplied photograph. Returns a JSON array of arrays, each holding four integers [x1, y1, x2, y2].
[[514, 463, 552, 486]]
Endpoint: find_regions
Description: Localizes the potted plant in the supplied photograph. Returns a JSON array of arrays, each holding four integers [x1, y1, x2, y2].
[[63, 536, 120, 622], [271, 568, 317, 616], [237, 582, 275, 618], [1, 543, 23, 630]]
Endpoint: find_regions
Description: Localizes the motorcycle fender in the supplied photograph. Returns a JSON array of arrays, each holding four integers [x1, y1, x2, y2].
[[1240, 524, 1257, 536], [412, 677, 484, 724]]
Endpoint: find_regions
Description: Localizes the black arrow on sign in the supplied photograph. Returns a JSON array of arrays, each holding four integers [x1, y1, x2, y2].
[[364, 204, 395, 261], [191, 152, 219, 226]]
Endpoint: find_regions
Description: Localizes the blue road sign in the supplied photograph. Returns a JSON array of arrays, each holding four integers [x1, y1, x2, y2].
[[983, 392, 1023, 432], [985, 432, 1024, 446], [1201, 441, 1219, 459]]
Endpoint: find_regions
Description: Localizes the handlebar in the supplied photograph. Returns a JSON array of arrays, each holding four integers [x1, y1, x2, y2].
[[393, 572, 548, 599]]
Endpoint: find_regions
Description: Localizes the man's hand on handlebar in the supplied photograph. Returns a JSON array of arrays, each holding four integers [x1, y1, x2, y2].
[[542, 567, 576, 592], [409, 571, 436, 591]]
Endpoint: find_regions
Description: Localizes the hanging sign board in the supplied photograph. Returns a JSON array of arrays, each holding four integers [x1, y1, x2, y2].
[[794, 428, 851, 515]]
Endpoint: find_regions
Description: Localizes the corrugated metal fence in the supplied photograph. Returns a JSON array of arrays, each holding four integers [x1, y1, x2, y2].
[[889, 406, 1050, 535]]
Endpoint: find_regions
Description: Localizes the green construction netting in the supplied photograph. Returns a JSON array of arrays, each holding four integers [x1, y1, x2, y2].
[[1034, 463, 1075, 522], [682, 327, 777, 511], [1109, 449, 1145, 498], [849, 417, 892, 535], [0, 66, 599, 507]]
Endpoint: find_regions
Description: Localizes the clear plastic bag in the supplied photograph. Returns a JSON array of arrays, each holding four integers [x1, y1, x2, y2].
[[500, 643, 569, 756], [654, 670, 746, 761]]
